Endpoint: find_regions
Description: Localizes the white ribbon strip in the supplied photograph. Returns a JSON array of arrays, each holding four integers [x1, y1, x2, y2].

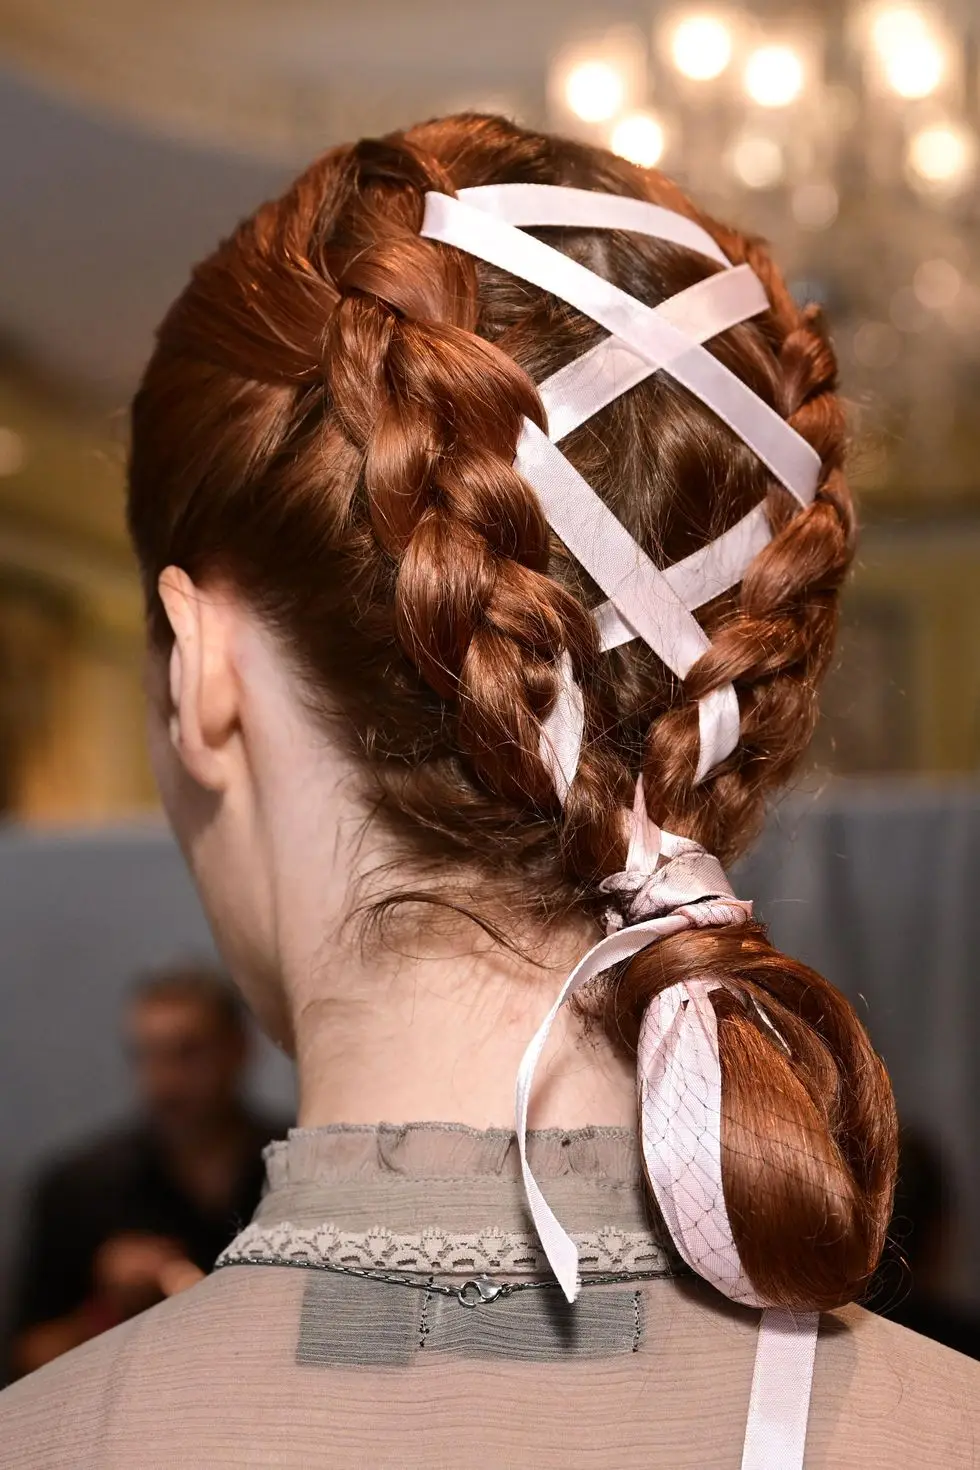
[[539, 650, 585, 803], [538, 266, 770, 443], [594, 504, 774, 650], [515, 907, 719, 1301], [517, 420, 711, 680], [515, 814, 753, 1302], [696, 686, 741, 785], [742, 1311, 820, 1470], [421, 192, 821, 500], [458, 183, 732, 266], [514, 784, 818, 1470]]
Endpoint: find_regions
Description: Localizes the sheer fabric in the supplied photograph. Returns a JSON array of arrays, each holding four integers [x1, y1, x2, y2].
[[1, 1124, 977, 1468]]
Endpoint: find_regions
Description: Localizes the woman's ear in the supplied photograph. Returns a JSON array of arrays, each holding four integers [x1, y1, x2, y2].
[[157, 567, 241, 791]]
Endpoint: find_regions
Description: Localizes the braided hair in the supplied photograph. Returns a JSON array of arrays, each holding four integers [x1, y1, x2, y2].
[[128, 112, 896, 1312]]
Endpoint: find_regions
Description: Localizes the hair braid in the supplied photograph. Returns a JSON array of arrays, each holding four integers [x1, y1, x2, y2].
[[641, 240, 854, 863], [323, 140, 630, 878]]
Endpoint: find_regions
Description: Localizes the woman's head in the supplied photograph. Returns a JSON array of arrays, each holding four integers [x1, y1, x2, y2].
[[132, 114, 848, 893], [128, 112, 894, 1310]]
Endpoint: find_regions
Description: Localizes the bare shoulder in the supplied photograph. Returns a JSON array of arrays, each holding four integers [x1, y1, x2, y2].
[[808, 1303, 980, 1468]]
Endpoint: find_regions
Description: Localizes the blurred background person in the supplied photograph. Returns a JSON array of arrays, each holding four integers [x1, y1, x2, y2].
[[6, 967, 283, 1379]]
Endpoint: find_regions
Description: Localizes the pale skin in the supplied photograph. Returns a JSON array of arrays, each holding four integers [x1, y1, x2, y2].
[[151, 568, 638, 1134]]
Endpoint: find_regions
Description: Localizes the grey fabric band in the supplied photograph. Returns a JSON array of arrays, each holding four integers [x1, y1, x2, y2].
[[297, 1273, 645, 1367]]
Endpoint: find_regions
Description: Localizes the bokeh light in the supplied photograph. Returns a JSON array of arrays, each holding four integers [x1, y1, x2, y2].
[[907, 122, 977, 191], [884, 38, 944, 98], [730, 133, 784, 188], [913, 258, 962, 310], [871, 3, 925, 52], [871, 5, 946, 99], [564, 60, 625, 122], [669, 15, 733, 82], [610, 111, 666, 167], [792, 181, 840, 230], [743, 45, 805, 108]]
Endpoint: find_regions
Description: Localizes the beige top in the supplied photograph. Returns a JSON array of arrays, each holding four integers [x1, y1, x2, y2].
[[1, 1122, 978, 1468]]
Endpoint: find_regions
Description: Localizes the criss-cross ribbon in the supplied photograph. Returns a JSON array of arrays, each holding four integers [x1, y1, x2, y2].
[[421, 183, 820, 794]]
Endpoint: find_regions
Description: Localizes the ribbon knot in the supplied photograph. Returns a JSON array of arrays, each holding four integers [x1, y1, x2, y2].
[[600, 847, 747, 932], [597, 780, 752, 934]]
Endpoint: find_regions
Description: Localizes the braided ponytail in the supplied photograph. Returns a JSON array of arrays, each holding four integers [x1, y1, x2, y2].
[[127, 112, 897, 1314]]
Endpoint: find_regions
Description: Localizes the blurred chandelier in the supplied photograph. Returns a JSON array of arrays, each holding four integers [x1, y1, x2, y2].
[[0, 0, 977, 494], [553, 6, 978, 215]]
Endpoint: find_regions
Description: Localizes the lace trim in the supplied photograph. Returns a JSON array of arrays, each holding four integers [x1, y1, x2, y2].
[[218, 1221, 674, 1277]]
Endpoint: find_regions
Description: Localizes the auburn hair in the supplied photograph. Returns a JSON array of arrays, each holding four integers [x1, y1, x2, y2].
[[128, 113, 897, 1312]]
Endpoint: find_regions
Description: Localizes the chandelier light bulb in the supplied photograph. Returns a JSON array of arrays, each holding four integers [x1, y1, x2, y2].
[[871, 4, 927, 55], [870, 6, 946, 99], [611, 111, 667, 167], [907, 122, 976, 190], [743, 45, 805, 109], [564, 60, 626, 123], [884, 36, 945, 98], [670, 15, 733, 81]]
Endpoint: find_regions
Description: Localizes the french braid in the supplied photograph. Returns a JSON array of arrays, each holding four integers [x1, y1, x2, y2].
[[642, 239, 853, 861], [322, 138, 630, 878]]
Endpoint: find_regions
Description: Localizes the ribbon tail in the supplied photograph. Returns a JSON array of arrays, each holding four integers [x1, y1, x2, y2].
[[741, 1309, 820, 1470]]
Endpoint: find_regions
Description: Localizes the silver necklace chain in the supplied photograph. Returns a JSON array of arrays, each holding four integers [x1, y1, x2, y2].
[[218, 1252, 682, 1307]]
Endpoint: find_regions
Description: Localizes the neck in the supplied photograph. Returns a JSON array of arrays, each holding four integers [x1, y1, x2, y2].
[[244, 682, 637, 1135], [290, 913, 636, 1133]]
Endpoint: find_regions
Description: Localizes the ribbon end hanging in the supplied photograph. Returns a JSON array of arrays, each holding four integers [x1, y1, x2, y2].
[[519, 1162, 583, 1303], [552, 1238, 582, 1305]]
